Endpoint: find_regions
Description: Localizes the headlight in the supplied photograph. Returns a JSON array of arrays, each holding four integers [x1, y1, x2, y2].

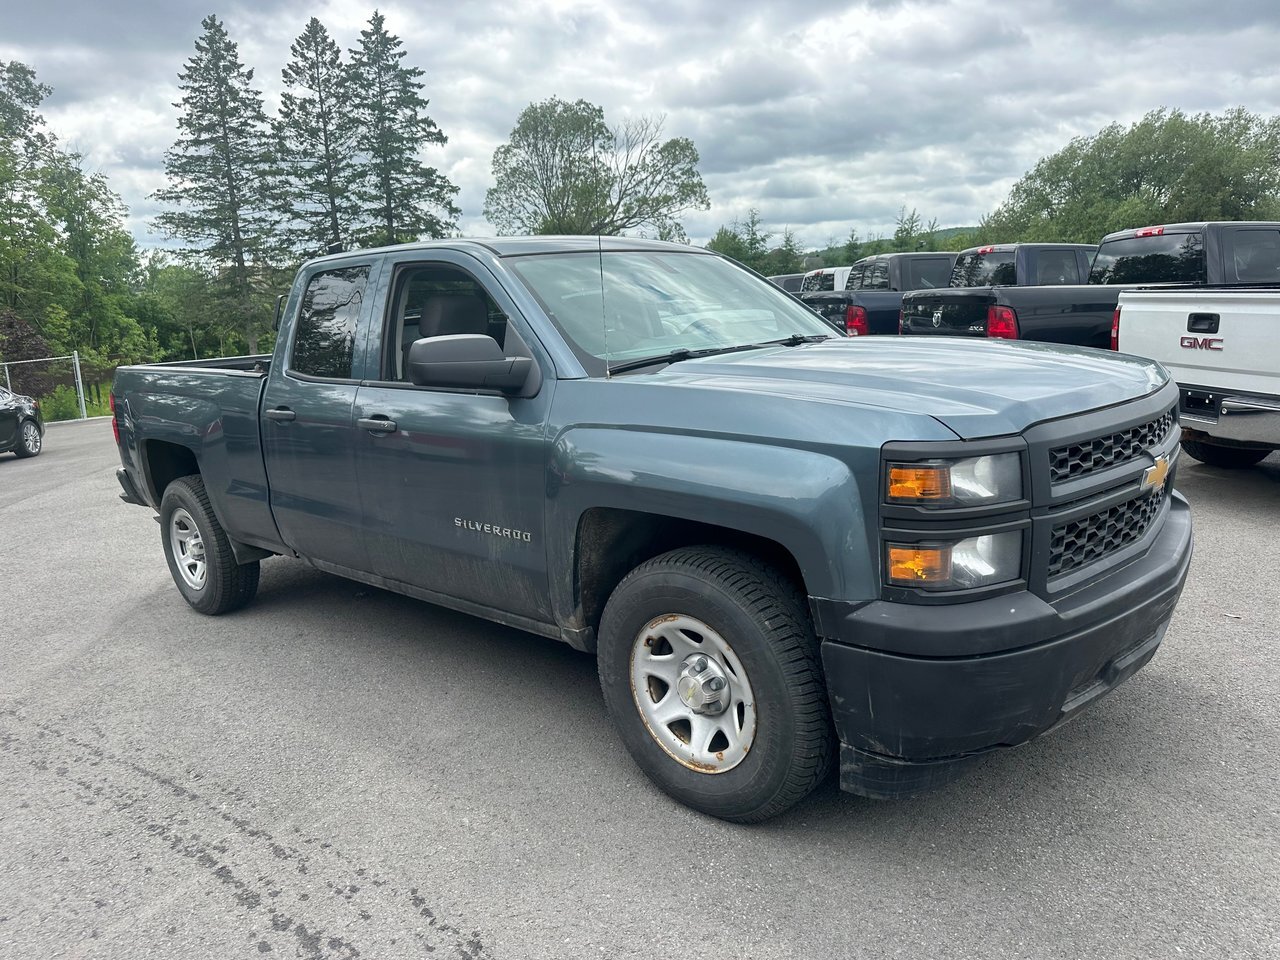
[[885, 531, 1023, 591], [886, 453, 1022, 507]]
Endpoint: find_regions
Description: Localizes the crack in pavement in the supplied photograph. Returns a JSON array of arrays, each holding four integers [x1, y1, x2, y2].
[[0, 709, 493, 960]]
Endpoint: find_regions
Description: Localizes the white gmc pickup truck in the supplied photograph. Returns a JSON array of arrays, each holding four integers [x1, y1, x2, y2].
[[1116, 287, 1279, 468]]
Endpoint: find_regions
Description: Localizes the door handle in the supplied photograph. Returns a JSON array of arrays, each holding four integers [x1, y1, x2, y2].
[[357, 416, 398, 433], [1187, 313, 1220, 334], [264, 408, 296, 422]]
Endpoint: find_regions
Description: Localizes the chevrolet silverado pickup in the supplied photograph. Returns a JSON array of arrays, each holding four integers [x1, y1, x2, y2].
[[799, 252, 957, 335], [1117, 285, 1280, 468], [111, 237, 1193, 822], [902, 222, 1280, 346]]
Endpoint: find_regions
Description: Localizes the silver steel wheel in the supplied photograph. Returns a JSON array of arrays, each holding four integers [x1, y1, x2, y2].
[[169, 507, 207, 591], [629, 613, 757, 773], [21, 421, 40, 454]]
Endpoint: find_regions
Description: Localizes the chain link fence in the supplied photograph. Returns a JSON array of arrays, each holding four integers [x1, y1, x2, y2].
[[1, 352, 90, 421]]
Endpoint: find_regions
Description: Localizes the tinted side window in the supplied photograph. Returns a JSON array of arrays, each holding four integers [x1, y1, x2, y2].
[[1225, 229, 1280, 282], [291, 266, 370, 379], [952, 252, 1016, 286], [1034, 250, 1082, 285], [865, 262, 890, 290], [905, 257, 952, 290]]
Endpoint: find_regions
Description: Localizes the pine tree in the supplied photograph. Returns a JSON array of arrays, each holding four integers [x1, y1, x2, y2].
[[273, 17, 359, 257], [346, 11, 458, 247], [152, 15, 275, 352]]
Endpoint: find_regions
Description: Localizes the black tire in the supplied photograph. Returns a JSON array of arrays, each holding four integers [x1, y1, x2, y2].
[[1181, 439, 1271, 469], [12, 419, 41, 458], [597, 546, 833, 823], [159, 475, 260, 615]]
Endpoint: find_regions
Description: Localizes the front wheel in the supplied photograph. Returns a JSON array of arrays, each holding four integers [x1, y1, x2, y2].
[[597, 547, 833, 823], [159, 475, 260, 615], [12, 419, 41, 458], [1181, 439, 1271, 469]]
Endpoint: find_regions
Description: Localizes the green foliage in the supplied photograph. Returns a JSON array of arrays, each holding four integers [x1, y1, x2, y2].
[[152, 15, 277, 353], [346, 11, 458, 246], [980, 108, 1280, 243], [485, 97, 709, 236], [272, 17, 361, 258], [704, 209, 803, 275]]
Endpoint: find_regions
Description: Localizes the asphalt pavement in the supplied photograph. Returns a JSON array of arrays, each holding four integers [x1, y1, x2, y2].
[[1, 419, 1277, 959]]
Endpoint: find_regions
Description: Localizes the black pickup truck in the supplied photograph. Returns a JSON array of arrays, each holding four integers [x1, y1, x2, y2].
[[111, 236, 1192, 822], [799, 252, 957, 335], [901, 222, 1280, 346]]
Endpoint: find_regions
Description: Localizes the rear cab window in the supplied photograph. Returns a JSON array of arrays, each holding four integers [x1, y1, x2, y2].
[[951, 250, 1017, 286], [1089, 231, 1206, 284], [800, 271, 834, 292]]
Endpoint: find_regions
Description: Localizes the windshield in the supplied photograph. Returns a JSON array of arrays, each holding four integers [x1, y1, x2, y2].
[[1089, 232, 1205, 284], [951, 251, 1017, 286], [509, 251, 837, 375]]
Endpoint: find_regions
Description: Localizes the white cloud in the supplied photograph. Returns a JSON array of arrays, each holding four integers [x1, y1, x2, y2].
[[6, 0, 1280, 252]]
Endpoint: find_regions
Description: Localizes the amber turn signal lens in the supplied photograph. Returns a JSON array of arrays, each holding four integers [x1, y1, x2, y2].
[[887, 464, 952, 501], [886, 545, 953, 584]]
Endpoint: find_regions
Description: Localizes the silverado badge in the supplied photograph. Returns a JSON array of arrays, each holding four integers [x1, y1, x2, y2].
[[1141, 454, 1171, 495], [932, 308, 943, 328]]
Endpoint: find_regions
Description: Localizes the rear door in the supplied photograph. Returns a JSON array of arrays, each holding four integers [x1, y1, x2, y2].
[[261, 260, 380, 570], [352, 252, 555, 622]]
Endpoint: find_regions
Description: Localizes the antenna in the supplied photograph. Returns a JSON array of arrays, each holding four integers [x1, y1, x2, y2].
[[598, 233, 610, 379]]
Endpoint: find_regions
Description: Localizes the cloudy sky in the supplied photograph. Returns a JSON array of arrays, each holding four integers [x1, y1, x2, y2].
[[4, 0, 1280, 250]]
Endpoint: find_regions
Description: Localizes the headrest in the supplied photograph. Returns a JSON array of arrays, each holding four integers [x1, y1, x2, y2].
[[419, 293, 489, 339]]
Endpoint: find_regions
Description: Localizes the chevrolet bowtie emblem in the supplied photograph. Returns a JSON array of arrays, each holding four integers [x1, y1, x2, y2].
[[1141, 454, 1171, 494]]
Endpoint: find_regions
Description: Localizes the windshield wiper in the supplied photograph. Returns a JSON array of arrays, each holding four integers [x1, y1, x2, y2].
[[765, 334, 830, 346], [606, 335, 829, 376], [607, 342, 770, 375]]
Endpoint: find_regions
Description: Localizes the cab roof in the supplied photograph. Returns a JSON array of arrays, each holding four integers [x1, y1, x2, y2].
[[305, 235, 710, 268]]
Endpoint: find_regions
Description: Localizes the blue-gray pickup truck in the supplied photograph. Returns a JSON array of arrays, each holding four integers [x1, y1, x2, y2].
[[111, 237, 1193, 822]]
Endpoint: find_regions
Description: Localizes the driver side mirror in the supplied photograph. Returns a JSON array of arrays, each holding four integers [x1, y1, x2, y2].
[[406, 334, 535, 394]]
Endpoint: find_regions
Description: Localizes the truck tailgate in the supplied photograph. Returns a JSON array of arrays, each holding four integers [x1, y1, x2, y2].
[[900, 289, 993, 336], [1117, 289, 1279, 396]]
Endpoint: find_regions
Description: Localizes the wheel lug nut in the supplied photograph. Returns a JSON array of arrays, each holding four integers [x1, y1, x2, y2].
[[707, 676, 725, 692], [693, 657, 707, 672]]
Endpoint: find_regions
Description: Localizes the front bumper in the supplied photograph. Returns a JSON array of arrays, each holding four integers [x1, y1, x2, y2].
[[819, 492, 1193, 799]]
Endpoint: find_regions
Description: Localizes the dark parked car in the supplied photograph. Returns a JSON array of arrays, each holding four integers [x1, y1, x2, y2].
[[799, 252, 958, 335], [767, 272, 805, 292], [0, 386, 43, 458], [901, 223, 1280, 347]]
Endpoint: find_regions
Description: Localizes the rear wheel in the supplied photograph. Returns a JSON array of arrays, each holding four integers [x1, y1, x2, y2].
[[597, 546, 832, 823], [159, 475, 259, 614], [12, 419, 41, 458], [1181, 439, 1270, 469]]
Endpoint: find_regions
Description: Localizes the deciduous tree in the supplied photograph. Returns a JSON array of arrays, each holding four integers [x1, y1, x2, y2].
[[485, 97, 709, 236], [980, 108, 1280, 243]]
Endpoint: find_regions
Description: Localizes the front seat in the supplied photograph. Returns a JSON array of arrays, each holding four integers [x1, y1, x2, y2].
[[403, 293, 490, 376]]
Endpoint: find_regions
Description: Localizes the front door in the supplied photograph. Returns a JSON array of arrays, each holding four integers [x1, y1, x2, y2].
[[353, 256, 553, 623], [0, 388, 18, 450]]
